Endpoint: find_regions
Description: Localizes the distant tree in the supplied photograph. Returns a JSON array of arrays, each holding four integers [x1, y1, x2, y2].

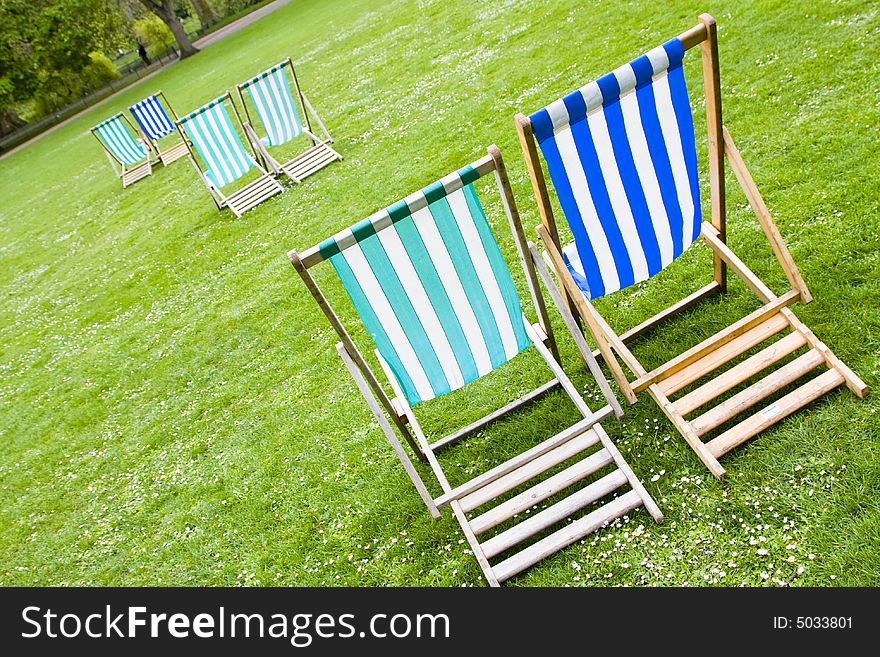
[[137, 0, 199, 58], [191, 0, 218, 28], [0, 1, 39, 129], [0, 0, 129, 122], [133, 13, 177, 60]]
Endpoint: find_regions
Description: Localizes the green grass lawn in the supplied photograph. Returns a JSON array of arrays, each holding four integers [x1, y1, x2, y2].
[[0, 0, 877, 587]]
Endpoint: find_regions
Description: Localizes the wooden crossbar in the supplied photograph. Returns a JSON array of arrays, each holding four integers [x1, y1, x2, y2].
[[592, 281, 722, 360], [673, 331, 807, 415], [631, 290, 800, 392], [691, 349, 825, 435], [706, 369, 844, 458], [429, 379, 560, 451]]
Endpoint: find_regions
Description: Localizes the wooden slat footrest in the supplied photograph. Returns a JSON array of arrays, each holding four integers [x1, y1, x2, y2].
[[658, 313, 789, 396], [481, 469, 628, 558], [226, 175, 284, 217], [458, 431, 600, 513], [705, 368, 844, 458], [674, 331, 807, 415], [122, 161, 152, 187], [469, 448, 614, 535], [632, 290, 800, 393], [691, 349, 825, 435], [434, 411, 609, 508], [159, 141, 189, 165], [492, 490, 642, 583], [282, 143, 340, 181]]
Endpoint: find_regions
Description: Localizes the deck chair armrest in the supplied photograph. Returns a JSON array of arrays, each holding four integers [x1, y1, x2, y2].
[[527, 242, 623, 417], [187, 154, 224, 208], [336, 343, 440, 519], [300, 92, 333, 142], [535, 223, 640, 404], [722, 126, 812, 303], [302, 128, 332, 147]]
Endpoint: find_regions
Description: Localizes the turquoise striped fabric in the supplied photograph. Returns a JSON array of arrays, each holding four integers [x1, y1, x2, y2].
[[322, 168, 530, 406], [93, 114, 146, 166], [242, 64, 303, 146], [179, 98, 254, 188]]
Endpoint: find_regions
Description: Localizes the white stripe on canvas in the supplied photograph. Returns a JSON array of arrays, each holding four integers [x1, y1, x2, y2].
[[554, 126, 620, 293], [446, 189, 520, 360], [340, 238, 435, 401], [652, 72, 696, 249], [268, 70, 300, 141], [376, 226, 465, 390], [616, 77, 675, 266], [410, 206, 493, 376], [250, 81, 284, 147], [586, 107, 650, 283], [194, 112, 233, 185]]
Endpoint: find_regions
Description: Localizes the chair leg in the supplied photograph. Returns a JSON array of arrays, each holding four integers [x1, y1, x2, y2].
[[535, 225, 639, 404], [336, 343, 440, 519], [528, 243, 623, 417]]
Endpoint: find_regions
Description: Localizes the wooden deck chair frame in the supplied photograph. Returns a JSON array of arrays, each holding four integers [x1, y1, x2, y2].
[[289, 145, 661, 586], [515, 14, 868, 479], [236, 58, 342, 184], [90, 112, 153, 188], [175, 91, 284, 218], [130, 90, 189, 166]]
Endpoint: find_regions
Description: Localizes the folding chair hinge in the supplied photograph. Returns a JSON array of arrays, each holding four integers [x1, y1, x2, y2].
[[390, 397, 409, 424], [531, 322, 549, 345]]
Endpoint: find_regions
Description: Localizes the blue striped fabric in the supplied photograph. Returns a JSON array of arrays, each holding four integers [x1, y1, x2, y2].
[[130, 95, 175, 141], [321, 167, 530, 406], [92, 114, 147, 166], [179, 97, 254, 188], [241, 64, 303, 146], [529, 37, 701, 299]]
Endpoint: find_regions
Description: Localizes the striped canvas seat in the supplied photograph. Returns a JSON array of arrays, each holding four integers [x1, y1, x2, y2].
[[130, 95, 176, 141], [92, 114, 148, 166], [178, 97, 255, 188], [529, 38, 701, 300], [318, 165, 530, 406], [240, 63, 303, 147]]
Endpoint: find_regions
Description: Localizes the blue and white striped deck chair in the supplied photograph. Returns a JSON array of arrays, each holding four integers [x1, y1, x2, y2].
[[90, 113, 152, 188], [236, 59, 341, 183], [517, 14, 867, 479], [129, 91, 188, 166], [176, 92, 284, 217], [289, 146, 660, 586]]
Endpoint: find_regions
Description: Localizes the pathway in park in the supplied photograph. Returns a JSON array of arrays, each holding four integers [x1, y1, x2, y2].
[[0, 0, 294, 161]]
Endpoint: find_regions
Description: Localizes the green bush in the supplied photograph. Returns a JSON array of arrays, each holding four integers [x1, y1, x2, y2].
[[133, 14, 177, 60], [214, 0, 264, 19], [82, 53, 120, 90], [33, 70, 85, 116]]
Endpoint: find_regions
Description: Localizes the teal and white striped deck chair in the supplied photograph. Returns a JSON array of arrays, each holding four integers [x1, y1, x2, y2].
[[236, 58, 341, 183], [129, 91, 189, 166], [289, 146, 661, 586], [176, 92, 284, 217], [90, 113, 153, 188]]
